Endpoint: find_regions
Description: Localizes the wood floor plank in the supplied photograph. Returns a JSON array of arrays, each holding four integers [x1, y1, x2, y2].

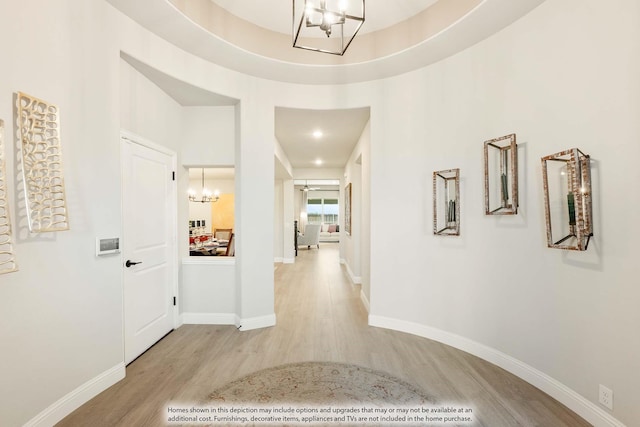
[[58, 243, 590, 426]]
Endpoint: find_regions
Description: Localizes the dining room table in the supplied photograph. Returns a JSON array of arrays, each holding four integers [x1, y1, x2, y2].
[[189, 236, 228, 256]]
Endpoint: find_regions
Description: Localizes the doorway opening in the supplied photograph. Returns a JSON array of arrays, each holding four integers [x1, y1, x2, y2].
[[187, 167, 236, 257]]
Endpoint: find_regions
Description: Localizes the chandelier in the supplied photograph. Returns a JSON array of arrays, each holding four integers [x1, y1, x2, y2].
[[293, 0, 365, 56], [188, 168, 219, 203]]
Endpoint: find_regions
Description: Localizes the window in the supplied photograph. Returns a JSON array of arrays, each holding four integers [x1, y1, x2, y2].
[[307, 199, 322, 224], [307, 198, 339, 225]]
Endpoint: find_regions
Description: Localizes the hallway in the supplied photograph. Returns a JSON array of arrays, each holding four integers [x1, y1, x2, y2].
[[59, 244, 588, 426]]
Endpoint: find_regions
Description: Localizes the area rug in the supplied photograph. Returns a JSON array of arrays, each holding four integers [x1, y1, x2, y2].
[[208, 361, 435, 406]]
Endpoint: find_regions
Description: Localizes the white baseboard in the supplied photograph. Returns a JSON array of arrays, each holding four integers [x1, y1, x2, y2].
[[282, 258, 295, 264], [274, 257, 284, 263], [368, 315, 624, 427], [237, 313, 277, 331], [181, 312, 236, 325], [340, 258, 362, 284], [345, 263, 361, 284], [360, 289, 370, 313], [24, 363, 125, 427]]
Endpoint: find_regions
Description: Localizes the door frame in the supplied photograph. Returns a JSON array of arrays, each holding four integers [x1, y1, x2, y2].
[[120, 129, 179, 360]]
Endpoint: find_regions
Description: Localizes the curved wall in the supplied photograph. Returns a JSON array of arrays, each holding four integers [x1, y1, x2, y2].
[[365, 1, 640, 425], [0, 0, 638, 426]]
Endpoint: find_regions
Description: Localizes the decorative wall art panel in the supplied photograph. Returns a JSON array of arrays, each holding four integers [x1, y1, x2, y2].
[[0, 119, 18, 274], [16, 92, 69, 232], [344, 183, 352, 236], [541, 148, 593, 251], [433, 168, 460, 236], [484, 133, 518, 215]]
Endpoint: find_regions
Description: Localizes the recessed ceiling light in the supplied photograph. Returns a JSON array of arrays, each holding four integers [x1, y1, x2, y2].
[[313, 130, 323, 139], [315, 159, 323, 166]]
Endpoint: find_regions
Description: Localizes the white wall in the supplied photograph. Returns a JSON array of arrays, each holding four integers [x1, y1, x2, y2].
[[367, 1, 640, 425], [273, 179, 284, 260], [358, 123, 371, 305], [0, 2, 127, 426], [274, 179, 296, 263], [0, 1, 272, 424], [182, 106, 235, 166], [274, 140, 294, 263], [120, 61, 183, 150], [181, 260, 235, 323], [1, 0, 638, 426], [342, 121, 370, 286]]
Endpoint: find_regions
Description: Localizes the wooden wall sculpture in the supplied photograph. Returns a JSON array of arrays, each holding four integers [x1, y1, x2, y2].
[[0, 119, 18, 273], [16, 92, 69, 232]]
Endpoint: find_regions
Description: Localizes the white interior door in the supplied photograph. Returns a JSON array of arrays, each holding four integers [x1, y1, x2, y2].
[[121, 133, 176, 364]]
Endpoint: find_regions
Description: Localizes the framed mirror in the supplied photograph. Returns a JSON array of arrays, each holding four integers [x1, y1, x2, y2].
[[484, 133, 518, 215], [433, 168, 460, 236], [541, 148, 593, 251]]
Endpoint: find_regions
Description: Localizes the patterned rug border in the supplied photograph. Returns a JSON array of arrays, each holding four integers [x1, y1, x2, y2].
[[208, 361, 436, 406]]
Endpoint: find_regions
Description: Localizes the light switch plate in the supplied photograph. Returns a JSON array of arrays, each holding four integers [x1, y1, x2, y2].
[[96, 237, 120, 256]]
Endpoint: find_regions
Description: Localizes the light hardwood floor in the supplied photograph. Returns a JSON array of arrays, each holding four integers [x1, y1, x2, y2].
[[59, 244, 590, 426]]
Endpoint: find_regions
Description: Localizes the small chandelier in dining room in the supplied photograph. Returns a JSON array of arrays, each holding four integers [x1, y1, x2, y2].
[[188, 168, 219, 203], [293, 0, 365, 55]]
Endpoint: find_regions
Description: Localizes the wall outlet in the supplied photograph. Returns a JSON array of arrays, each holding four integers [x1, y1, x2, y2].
[[599, 384, 613, 410]]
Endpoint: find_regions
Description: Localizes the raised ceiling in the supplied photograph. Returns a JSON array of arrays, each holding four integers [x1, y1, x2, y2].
[[210, 0, 440, 36], [107, 0, 547, 84], [111, 0, 546, 171]]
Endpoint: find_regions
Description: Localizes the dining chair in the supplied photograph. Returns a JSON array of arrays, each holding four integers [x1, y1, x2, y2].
[[214, 228, 233, 241], [225, 233, 235, 256], [216, 233, 235, 256]]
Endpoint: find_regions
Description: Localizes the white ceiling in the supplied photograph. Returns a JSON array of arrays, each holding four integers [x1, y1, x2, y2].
[[275, 107, 370, 169], [294, 179, 340, 186], [121, 53, 238, 106], [107, 0, 546, 85], [210, 0, 439, 36]]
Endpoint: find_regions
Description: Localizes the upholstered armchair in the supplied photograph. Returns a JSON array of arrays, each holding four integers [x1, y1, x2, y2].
[[297, 224, 321, 249]]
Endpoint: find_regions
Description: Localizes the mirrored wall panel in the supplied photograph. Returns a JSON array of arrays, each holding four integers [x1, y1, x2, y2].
[[433, 168, 460, 236], [541, 148, 593, 251]]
